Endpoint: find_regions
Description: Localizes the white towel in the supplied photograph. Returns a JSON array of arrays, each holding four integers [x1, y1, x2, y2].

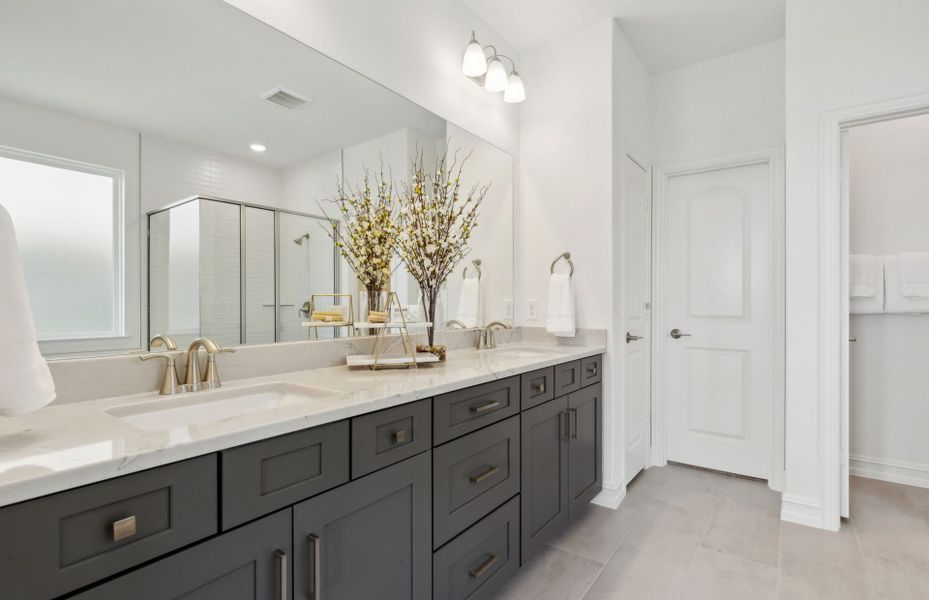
[[898, 253, 929, 298], [849, 255, 884, 314], [0, 204, 56, 415], [885, 254, 929, 314], [455, 276, 481, 328], [546, 272, 576, 338]]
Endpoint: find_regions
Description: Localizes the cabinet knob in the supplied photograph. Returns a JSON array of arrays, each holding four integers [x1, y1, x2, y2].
[[393, 430, 408, 444]]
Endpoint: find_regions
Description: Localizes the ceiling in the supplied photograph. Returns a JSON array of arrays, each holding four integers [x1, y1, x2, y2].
[[0, 0, 444, 169], [462, 0, 785, 74]]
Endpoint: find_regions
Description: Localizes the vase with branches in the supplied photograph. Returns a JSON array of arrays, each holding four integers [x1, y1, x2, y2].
[[319, 169, 399, 323], [397, 148, 486, 352]]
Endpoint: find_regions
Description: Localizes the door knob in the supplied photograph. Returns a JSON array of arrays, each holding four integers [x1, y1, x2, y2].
[[670, 328, 691, 339], [626, 332, 642, 343], [849, 337, 858, 343]]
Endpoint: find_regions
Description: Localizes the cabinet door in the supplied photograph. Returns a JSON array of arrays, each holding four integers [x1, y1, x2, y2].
[[568, 383, 603, 517], [293, 451, 431, 600], [520, 397, 569, 563], [73, 509, 292, 600]]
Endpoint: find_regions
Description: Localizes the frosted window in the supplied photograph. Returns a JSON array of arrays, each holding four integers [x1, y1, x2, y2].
[[0, 154, 121, 340]]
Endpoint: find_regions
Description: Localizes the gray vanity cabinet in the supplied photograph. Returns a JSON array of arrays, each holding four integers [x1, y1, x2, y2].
[[520, 395, 570, 562], [292, 451, 431, 600], [73, 508, 292, 600], [568, 383, 603, 516]]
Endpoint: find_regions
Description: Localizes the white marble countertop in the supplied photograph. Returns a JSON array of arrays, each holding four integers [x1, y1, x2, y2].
[[0, 342, 604, 507]]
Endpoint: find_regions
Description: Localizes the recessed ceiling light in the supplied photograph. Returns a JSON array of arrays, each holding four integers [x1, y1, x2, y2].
[[250, 143, 267, 153]]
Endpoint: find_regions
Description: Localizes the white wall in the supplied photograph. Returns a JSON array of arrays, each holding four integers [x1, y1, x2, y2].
[[848, 114, 929, 484], [652, 39, 785, 166], [784, 0, 929, 529], [221, 0, 519, 156]]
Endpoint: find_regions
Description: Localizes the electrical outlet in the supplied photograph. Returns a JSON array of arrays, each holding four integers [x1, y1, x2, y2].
[[526, 299, 539, 321], [504, 299, 514, 320]]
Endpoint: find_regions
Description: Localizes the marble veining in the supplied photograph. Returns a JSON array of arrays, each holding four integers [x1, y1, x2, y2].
[[0, 341, 603, 507]]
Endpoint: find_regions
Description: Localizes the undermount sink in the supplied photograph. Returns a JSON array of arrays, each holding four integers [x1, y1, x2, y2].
[[106, 382, 342, 432], [483, 345, 556, 358]]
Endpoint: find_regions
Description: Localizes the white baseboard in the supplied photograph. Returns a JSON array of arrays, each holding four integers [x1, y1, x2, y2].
[[780, 493, 826, 529], [850, 454, 929, 489], [591, 481, 626, 509]]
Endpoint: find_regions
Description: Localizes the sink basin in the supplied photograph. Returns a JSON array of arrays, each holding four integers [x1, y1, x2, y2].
[[483, 345, 556, 358], [107, 382, 341, 431]]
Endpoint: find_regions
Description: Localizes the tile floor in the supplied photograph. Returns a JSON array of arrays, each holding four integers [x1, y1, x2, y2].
[[494, 464, 929, 600]]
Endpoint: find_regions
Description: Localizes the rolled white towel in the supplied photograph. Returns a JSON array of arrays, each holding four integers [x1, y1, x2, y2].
[[0, 204, 56, 415], [546, 272, 576, 338], [849, 254, 882, 298], [898, 252, 929, 298]]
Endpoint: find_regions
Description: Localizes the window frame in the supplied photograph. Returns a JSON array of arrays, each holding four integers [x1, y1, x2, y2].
[[0, 144, 131, 354]]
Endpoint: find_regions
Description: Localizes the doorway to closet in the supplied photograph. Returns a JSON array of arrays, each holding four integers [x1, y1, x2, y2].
[[843, 112, 929, 517]]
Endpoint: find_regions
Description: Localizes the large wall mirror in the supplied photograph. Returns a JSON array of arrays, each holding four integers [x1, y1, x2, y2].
[[0, 0, 515, 356]]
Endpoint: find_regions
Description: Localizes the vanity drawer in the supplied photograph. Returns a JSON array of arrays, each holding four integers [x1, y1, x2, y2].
[[554, 360, 582, 396], [351, 399, 431, 478], [433, 416, 520, 548], [433, 496, 520, 600], [434, 376, 520, 444], [520, 367, 554, 410], [221, 420, 349, 529], [581, 354, 602, 387], [0, 454, 218, 600]]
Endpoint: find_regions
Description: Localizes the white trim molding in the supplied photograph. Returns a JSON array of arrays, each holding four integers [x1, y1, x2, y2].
[[592, 479, 626, 510], [850, 455, 929, 490], [817, 91, 929, 532], [651, 145, 786, 491], [781, 493, 825, 529]]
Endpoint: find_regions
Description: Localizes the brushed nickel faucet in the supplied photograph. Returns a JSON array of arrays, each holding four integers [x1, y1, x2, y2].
[[185, 337, 236, 392], [479, 321, 512, 350], [139, 334, 181, 395]]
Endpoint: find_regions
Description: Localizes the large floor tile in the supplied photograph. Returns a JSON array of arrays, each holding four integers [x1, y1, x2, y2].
[[494, 546, 603, 600], [684, 547, 778, 600], [624, 464, 722, 514], [779, 520, 865, 569], [866, 555, 929, 600], [853, 498, 929, 568], [780, 550, 873, 600], [721, 475, 781, 515], [581, 548, 690, 600], [620, 500, 712, 563], [549, 504, 641, 564], [701, 497, 780, 567]]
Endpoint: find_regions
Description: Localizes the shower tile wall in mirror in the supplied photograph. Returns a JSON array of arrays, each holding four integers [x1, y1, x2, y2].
[[0, 0, 514, 356]]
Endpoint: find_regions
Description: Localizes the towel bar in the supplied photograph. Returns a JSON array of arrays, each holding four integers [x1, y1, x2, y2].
[[550, 252, 574, 277]]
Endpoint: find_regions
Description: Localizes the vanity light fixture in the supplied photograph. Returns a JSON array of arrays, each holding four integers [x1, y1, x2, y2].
[[461, 31, 525, 103], [249, 143, 267, 153]]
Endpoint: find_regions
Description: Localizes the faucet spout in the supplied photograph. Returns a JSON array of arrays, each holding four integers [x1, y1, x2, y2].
[[480, 321, 513, 350], [185, 338, 234, 391]]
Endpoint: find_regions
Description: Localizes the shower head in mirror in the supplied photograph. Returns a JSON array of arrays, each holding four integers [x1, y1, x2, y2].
[[293, 233, 310, 245]]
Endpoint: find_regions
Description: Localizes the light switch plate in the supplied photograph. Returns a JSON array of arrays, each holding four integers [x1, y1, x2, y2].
[[526, 299, 539, 321]]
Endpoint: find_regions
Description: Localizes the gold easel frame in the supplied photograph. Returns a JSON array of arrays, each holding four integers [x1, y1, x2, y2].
[[302, 293, 355, 340]]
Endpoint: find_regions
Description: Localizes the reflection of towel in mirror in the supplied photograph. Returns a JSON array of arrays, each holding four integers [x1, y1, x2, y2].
[[546, 272, 576, 338], [0, 204, 56, 415], [456, 277, 481, 328]]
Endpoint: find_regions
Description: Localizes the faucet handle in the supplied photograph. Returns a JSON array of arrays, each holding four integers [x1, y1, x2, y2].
[[139, 354, 182, 395]]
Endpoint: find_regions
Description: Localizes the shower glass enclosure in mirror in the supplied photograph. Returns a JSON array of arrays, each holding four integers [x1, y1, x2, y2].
[[0, 0, 515, 356]]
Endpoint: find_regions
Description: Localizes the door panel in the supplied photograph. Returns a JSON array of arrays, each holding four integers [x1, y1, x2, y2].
[[623, 156, 651, 483], [666, 162, 773, 479], [569, 384, 602, 516]]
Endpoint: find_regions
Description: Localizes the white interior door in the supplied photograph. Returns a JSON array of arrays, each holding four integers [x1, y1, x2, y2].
[[623, 155, 652, 483], [840, 129, 850, 518], [666, 162, 774, 479]]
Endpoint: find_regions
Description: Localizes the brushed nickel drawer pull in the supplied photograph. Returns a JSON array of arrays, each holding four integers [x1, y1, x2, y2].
[[531, 381, 546, 394], [569, 408, 578, 438], [469, 466, 500, 483], [112, 515, 137, 542], [470, 400, 501, 414], [469, 554, 499, 578], [393, 429, 408, 444], [307, 533, 321, 600], [586, 363, 598, 376], [275, 549, 288, 600]]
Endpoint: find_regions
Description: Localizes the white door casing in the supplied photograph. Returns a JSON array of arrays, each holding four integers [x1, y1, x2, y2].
[[662, 161, 775, 479], [623, 155, 651, 484]]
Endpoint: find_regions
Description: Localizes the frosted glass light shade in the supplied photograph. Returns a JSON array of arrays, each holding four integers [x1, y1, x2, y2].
[[503, 72, 526, 103], [462, 39, 487, 77], [484, 57, 507, 92]]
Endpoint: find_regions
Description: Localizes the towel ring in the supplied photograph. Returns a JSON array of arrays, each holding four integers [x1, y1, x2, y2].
[[462, 258, 482, 280], [550, 252, 574, 277]]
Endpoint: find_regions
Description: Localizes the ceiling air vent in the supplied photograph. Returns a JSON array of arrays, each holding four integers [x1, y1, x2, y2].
[[260, 87, 311, 110]]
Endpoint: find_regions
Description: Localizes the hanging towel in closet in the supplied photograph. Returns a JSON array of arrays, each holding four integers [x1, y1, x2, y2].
[[897, 252, 929, 298], [849, 254, 884, 314], [885, 254, 929, 314], [546, 272, 576, 337], [0, 204, 57, 415]]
